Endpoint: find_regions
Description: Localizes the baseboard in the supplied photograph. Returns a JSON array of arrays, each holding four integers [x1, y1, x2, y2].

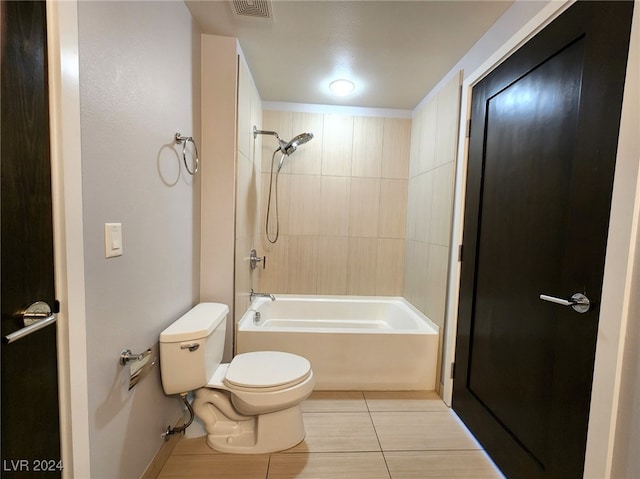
[[139, 425, 183, 479]]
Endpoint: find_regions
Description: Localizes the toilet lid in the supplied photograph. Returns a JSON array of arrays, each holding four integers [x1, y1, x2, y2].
[[224, 351, 311, 389]]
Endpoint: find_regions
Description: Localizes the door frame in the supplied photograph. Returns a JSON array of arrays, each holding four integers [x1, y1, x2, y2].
[[441, 1, 640, 478], [46, 1, 91, 478]]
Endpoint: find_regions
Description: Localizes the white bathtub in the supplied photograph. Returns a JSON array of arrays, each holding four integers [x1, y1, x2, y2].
[[236, 295, 439, 390]]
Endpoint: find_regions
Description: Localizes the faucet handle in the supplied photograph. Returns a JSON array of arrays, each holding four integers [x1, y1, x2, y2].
[[249, 249, 266, 270]]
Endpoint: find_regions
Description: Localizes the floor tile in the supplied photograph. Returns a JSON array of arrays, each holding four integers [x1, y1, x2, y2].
[[170, 436, 217, 455], [364, 391, 449, 412], [285, 412, 381, 453], [268, 452, 390, 479], [384, 450, 505, 478], [301, 391, 368, 413], [161, 392, 506, 479], [371, 411, 481, 451], [157, 453, 269, 478]]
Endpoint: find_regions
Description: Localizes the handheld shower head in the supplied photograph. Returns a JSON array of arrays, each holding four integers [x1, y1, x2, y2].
[[254, 125, 315, 176], [279, 132, 314, 156], [258, 128, 315, 244]]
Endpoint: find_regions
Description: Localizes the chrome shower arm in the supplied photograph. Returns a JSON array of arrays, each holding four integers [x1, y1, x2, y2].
[[253, 126, 281, 140]]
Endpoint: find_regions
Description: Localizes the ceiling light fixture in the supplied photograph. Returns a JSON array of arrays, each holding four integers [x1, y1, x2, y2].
[[329, 79, 355, 97]]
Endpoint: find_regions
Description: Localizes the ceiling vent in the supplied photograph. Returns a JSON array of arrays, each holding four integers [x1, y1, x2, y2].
[[230, 0, 272, 19]]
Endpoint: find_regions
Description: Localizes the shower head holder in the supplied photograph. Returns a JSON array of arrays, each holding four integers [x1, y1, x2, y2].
[[253, 126, 281, 140]]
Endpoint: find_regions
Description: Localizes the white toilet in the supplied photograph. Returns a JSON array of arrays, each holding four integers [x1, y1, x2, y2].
[[159, 302, 314, 453]]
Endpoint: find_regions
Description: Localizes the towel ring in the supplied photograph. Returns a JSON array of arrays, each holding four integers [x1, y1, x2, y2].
[[175, 133, 199, 175]]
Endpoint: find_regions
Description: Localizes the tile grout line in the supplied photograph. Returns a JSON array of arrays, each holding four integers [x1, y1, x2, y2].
[[362, 393, 494, 479], [265, 454, 272, 479], [364, 393, 394, 479]]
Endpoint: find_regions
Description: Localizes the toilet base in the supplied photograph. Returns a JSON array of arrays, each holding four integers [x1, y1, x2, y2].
[[205, 404, 305, 454]]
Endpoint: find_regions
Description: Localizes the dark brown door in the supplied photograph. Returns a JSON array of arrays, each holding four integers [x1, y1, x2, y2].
[[453, 2, 634, 479], [1, 1, 61, 477]]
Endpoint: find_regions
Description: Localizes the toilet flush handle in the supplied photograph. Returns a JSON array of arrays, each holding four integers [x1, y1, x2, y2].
[[180, 343, 200, 352]]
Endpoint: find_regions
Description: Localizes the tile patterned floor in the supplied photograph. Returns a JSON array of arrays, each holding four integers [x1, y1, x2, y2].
[[157, 391, 505, 479]]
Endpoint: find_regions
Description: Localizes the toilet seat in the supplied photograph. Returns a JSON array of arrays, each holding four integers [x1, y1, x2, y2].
[[224, 351, 311, 392], [204, 350, 315, 416]]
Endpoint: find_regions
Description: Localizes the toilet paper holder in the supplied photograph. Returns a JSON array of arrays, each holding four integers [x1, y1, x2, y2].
[[120, 348, 149, 365], [120, 348, 155, 390]]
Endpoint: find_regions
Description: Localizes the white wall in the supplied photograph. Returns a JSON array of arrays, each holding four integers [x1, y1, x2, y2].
[[609, 3, 640, 476], [199, 34, 238, 361], [611, 217, 640, 476], [77, 2, 200, 477]]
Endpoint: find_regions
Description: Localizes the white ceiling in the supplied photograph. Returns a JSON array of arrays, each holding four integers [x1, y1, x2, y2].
[[186, 0, 514, 111]]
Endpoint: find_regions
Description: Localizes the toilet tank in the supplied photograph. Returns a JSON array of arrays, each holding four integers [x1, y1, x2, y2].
[[159, 302, 228, 395]]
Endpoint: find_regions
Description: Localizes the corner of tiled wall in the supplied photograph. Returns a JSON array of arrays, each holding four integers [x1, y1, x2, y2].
[[404, 71, 463, 387], [235, 58, 263, 327]]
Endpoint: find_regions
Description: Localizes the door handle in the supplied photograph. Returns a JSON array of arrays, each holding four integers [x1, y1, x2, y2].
[[2, 301, 57, 344], [539, 293, 591, 313]]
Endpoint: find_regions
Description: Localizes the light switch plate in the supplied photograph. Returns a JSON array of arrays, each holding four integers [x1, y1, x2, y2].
[[105, 223, 123, 258]]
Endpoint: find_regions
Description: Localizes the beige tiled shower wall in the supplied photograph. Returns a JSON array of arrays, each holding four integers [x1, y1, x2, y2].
[[255, 111, 411, 296], [404, 72, 463, 385]]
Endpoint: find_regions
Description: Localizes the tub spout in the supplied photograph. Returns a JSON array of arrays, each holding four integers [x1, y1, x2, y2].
[[250, 289, 275, 302]]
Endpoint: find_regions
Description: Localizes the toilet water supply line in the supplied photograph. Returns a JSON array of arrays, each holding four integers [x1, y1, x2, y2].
[[162, 393, 194, 439]]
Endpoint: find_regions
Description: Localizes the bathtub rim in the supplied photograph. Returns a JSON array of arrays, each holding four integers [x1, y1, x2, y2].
[[238, 294, 439, 334]]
